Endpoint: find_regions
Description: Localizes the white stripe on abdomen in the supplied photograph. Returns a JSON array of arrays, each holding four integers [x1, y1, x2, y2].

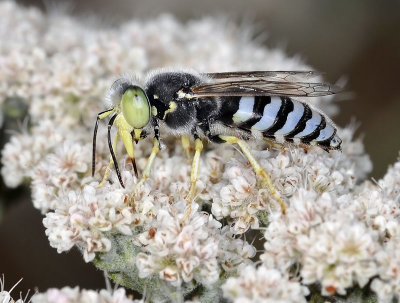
[[315, 124, 335, 142], [232, 96, 255, 124], [275, 100, 304, 135], [251, 97, 281, 131], [295, 110, 322, 137]]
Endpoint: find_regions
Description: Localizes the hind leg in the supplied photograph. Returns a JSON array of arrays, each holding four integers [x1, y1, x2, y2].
[[220, 135, 286, 214], [263, 138, 286, 151]]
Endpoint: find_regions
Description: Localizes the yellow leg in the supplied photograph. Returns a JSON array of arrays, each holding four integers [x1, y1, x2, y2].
[[114, 115, 135, 160], [114, 114, 140, 179], [187, 138, 203, 202], [220, 136, 286, 214], [98, 133, 120, 188], [182, 138, 203, 223], [181, 135, 191, 159], [129, 138, 160, 201], [264, 138, 286, 151], [98, 109, 115, 120]]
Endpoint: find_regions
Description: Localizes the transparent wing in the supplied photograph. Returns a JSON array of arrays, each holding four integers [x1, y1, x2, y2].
[[203, 71, 324, 82], [190, 71, 339, 98]]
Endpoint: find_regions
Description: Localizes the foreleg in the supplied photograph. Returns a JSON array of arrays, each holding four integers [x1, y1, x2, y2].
[[97, 132, 120, 188], [92, 108, 115, 176]]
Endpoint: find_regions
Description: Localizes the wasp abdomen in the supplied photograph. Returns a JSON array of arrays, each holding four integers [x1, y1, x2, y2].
[[220, 95, 341, 150]]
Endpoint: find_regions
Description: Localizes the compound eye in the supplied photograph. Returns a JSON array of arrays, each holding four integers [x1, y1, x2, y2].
[[121, 87, 150, 129]]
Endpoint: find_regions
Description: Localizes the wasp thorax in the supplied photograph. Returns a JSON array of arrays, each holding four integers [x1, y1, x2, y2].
[[121, 87, 150, 129]]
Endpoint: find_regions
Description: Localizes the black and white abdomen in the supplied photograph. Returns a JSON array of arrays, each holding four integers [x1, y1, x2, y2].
[[217, 95, 341, 151]]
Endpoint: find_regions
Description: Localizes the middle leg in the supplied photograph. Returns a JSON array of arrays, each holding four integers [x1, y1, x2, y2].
[[181, 135, 191, 159], [129, 121, 161, 202], [186, 134, 203, 202], [182, 131, 203, 223], [133, 137, 160, 192]]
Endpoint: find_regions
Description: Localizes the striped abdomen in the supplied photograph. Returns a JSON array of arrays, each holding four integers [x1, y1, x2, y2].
[[218, 96, 341, 151]]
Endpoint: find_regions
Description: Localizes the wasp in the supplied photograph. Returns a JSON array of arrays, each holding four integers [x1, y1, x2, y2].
[[92, 69, 342, 214]]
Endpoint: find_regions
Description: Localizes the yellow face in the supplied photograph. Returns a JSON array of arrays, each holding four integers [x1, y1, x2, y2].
[[121, 87, 150, 129]]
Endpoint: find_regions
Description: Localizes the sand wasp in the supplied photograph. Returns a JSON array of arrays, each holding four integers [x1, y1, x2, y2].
[[92, 69, 341, 213]]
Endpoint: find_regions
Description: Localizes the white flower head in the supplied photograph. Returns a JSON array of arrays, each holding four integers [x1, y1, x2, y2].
[[222, 265, 309, 303], [30, 286, 142, 303]]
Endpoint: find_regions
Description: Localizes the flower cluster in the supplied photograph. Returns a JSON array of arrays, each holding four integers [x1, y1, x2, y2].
[[31, 287, 142, 303], [209, 126, 371, 234], [1, 1, 400, 302], [0, 278, 142, 303], [259, 157, 400, 301], [222, 265, 309, 303], [134, 203, 220, 286]]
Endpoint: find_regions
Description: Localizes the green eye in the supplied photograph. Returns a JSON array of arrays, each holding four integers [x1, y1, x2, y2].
[[121, 87, 150, 129]]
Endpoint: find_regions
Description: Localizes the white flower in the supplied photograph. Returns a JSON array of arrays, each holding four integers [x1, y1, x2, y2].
[[300, 221, 379, 295], [30, 286, 142, 303], [261, 187, 385, 296], [222, 265, 309, 303], [135, 203, 222, 286]]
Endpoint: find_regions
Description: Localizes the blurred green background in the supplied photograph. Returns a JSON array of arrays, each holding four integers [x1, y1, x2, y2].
[[1, 0, 399, 297]]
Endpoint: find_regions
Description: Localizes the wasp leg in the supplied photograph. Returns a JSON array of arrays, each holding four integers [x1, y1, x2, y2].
[[92, 108, 115, 176], [130, 129, 149, 179], [105, 114, 127, 188], [263, 138, 286, 151], [181, 135, 204, 223], [114, 115, 135, 163], [130, 157, 139, 179], [112, 114, 138, 187], [187, 136, 203, 202], [129, 137, 160, 202], [181, 135, 191, 159], [219, 135, 286, 214], [129, 121, 161, 202], [98, 132, 120, 188], [298, 142, 313, 153]]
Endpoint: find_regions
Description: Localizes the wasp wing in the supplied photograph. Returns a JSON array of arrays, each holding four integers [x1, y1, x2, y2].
[[191, 71, 339, 97], [203, 71, 324, 82]]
